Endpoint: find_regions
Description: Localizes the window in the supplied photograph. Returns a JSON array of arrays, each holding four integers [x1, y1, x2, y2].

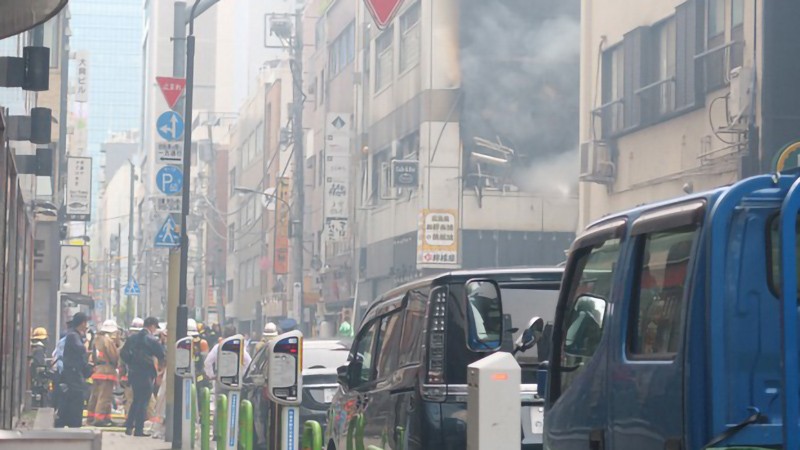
[[707, 0, 724, 38], [317, 150, 324, 186], [375, 311, 403, 379], [398, 289, 427, 366], [255, 123, 264, 157], [558, 238, 621, 394], [319, 70, 325, 106], [767, 216, 800, 295], [375, 26, 394, 92], [352, 320, 378, 387], [600, 45, 624, 136], [466, 281, 503, 351], [398, 131, 419, 160], [230, 168, 236, 197], [371, 149, 389, 204], [730, 0, 745, 69], [704, 0, 726, 91], [399, 3, 420, 72], [629, 227, 697, 357], [732, 0, 744, 27], [655, 19, 676, 115], [329, 22, 355, 79]]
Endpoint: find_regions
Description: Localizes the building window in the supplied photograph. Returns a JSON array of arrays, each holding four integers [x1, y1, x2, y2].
[[329, 22, 355, 79], [599, 45, 624, 136], [371, 149, 389, 204], [730, 0, 744, 69], [375, 26, 394, 92], [707, 0, 724, 38], [256, 123, 264, 157], [398, 131, 420, 160], [399, 2, 420, 72], [319, 70, 325, 107], [230, 168, 236, 197], [703, 0, 726, 91], [640, 18, 677, 122]]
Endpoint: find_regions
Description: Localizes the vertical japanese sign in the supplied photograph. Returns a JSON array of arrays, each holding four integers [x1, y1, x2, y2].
[[66, 156, 92, 221], [323, 113, 351, 260], [75, 51, 89, 103], [417, 209, 459, 268], [60, 245, 83, 294], [273, 177, 290, 274]]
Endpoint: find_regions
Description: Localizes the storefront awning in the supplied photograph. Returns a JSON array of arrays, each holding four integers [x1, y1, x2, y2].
[[0, 0, 68, 41]]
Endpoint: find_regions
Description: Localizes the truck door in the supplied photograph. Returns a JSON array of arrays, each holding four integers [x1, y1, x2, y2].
[[609, 202, 702, 450], [546, 219, 624, 450]]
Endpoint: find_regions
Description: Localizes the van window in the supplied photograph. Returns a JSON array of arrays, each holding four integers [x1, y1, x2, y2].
[[375, 311, 403, 379], [559, 238, 620, 394], [465, 281, 503, 351], [352, 320, 378, 387], [629, 226, 697, 357], [398, 288, 427, 366]]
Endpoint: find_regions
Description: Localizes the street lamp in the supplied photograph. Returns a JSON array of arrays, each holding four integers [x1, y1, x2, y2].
[[233, 186, 291, 211]]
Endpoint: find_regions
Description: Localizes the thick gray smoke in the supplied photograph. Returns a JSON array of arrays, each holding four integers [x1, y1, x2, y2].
[[459, 0, 581, 194]]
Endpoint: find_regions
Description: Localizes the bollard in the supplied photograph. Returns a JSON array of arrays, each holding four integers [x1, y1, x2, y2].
[[216, 394, 228, 450], [239, 400, 253, 450], [200, 388, 211, 450], [346, 414, 366, 450], [302, 420, 323, 450], [395, 426, 405, 450]]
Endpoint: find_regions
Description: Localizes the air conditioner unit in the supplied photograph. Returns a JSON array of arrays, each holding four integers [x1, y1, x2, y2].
[[729, 66, 755, 124], [579, 140, 616, 185]]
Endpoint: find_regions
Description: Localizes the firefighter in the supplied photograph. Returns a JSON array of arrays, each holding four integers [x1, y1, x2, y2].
[[120, 317, 143, 418], [254, 322, 279, 355], [86, 319, 120, 427], [188, 319, 210, 390]]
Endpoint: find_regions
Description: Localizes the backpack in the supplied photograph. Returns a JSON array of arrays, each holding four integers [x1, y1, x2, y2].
[[120, 337, 135, 365]]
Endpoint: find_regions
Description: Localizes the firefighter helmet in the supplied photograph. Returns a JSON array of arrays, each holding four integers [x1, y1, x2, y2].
[[31, 327, 48, 340]]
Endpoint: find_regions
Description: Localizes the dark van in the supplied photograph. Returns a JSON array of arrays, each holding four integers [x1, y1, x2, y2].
[[325, 267, 562, 450]]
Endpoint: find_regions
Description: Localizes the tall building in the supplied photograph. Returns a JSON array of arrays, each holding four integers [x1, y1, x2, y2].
[[69, 0, 143, 214]]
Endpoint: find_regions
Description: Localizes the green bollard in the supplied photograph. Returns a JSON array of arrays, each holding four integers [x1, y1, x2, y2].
[[216, 394, 228, 450], [302, 420, 323, 450], [200, 387, 211, 450], [346, 414, 366, 450], [395, 426, 406, 450], [239, 400, 253, 450]]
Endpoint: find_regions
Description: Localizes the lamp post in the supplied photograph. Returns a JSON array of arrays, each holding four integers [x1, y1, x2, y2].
[[233, 186, 291, 210]]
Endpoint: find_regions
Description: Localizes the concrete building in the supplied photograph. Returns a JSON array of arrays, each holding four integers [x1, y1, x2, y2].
[[578, 0, 800, 227], [224, 62, 293, 333], [351, 0, 581, 314]]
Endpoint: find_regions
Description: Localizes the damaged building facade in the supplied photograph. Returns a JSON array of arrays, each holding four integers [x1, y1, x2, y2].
[[345, 0, 581, 313]]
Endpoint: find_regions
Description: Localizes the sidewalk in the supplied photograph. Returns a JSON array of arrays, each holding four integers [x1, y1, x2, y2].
[[32, 407, 172, 450]]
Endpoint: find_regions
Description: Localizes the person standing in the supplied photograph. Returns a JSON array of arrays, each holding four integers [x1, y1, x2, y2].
[[121, 317, 164, 436], [29, 327, 49, 407], [55, 312, 92, 428], [204, 325, 251, 397], [120, 317, 143, 418], [188, 319, 210, 391], [86, 320, 119, 427], [254, 322, 279, 355]]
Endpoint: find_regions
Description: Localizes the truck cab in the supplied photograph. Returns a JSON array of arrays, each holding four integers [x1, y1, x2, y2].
[[541, 173, 800, 450]]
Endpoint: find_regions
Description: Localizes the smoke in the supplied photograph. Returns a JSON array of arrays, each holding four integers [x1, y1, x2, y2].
[[458, 0, 581, 193], [513, 148, 579, 197]]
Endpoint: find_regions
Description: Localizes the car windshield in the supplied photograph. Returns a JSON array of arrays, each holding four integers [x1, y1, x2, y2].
[[303, 344, 349, 371]]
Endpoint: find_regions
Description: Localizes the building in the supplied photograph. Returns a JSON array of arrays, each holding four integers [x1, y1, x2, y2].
[[349, 0, 580, 315], [224, 62, 293, 333], [68, 0, 143, 215], [578, 0, 800, 227]]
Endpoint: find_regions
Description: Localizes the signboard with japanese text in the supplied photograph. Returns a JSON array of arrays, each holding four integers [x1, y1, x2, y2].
[[153, 196, 182, 213], [60, 245, 83, 294], [273, 178, 290, 274], [66, 157, 92, 221], [417, 209, 459, 268], [364, 0, 405, 29], [75, 51, 89, 103], [323, 113, 350, 261], [157, 141, 184, 164], [156, 76, 186, 110]]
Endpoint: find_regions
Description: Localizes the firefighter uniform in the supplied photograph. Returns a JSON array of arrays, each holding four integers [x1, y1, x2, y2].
[[87, 320, 119, 426]]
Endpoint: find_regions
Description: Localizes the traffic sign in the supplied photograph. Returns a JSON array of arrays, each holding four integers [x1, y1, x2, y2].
[[364, 0, 405, 29], [155, 215, 181, 248], [157, 142, 184, 164], [124, 279, 141, 296], [154, 196, 182, 213], [157, 111, 185, 142], [156, 76, 186, 109], [156, 165, 183, 195]]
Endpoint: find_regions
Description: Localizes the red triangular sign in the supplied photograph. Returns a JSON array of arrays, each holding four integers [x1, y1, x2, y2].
[[364, 0, 405, 29], [156, 76, 186, 109]]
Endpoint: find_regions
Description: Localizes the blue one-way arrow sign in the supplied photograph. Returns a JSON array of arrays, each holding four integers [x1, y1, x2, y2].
[[124, 278, 141, 296], [154, 215, 181, 248], [157, 111, 185, 141]]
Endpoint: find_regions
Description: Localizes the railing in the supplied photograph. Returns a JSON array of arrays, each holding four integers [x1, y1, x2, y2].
[[635, 77, 676, 124], [591, 99, 624, 138]]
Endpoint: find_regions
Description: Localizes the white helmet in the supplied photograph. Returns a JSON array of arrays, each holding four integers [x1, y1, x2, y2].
[[263, 322, 278, 338], [100, 319, 118, 334], [130, 317, 144, 332], [187, 318, 199, 336]]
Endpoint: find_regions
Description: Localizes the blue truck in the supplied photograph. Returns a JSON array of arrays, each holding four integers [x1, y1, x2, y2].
[[538, 172, 800, 450]]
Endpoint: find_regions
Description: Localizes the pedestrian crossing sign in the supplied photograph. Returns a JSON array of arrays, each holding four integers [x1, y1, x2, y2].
[[154, 215, 181, 248], [123, 279, 140, 296]]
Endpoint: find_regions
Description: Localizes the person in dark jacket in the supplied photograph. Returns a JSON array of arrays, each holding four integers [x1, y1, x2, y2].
[[122, 316, 165, 436], [55, 312, 92, 428]]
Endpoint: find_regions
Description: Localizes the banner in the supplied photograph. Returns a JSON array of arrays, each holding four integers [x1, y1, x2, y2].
[[417, 209, 459, 268], [66, 156, 92, 221], [60, 245, 83, 294], [273, 177, 290, 274], [323, 113, 351, 261]]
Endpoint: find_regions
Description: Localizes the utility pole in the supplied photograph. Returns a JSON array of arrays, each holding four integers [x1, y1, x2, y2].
[[291, 5, 305, 328], [116, 222, 122, 321], [126, 160, 135, 325], [168, 0, 219, 446]]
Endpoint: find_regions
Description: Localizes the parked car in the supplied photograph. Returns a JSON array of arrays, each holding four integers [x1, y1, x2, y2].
[[242, 338, 349, 450], [325, 267, 563, 450]]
